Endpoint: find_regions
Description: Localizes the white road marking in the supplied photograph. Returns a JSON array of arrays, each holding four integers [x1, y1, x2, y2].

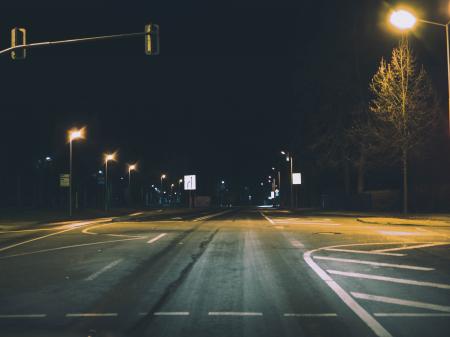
[[304, 249, 393, 337], [374, 313, 450, 317], [129, 212, 144, 216], [154, 312, 190, 316], [66, 313, 118, 317], [328, 270, 450, 289], [193, 210, 234, 222], [147, 233, 167, 244], [324, 248, 405, 256], [377, 230, 421, 236], [208, 312, 263, 316], [290, 239, 304, 248], [351, 292, 450, 313], [283, 313, 337, 317], [84, 259, 123, 281], [372, 242, 450, 253], [0, 237, 145, 260], [275, 221, 340, 226], [259, 212, 275, 224], [0, 314, 46, 318], [313, 256, 434, 271]]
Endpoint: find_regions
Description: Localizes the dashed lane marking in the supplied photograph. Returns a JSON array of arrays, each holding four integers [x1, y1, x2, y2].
[[259, 212, 275, 225], [351, 292, 450, 313], [208, 312, 263, 316], [284, 313, 337, 317], [154, 312, 190, 316], [324, 248, 405, 257], [290, 239, 304, 248], [0, 314, 46, 318], [84, 259, 123, 281], [193, 210, 234, 222], [313, 256, 434, 271], [147, 233, 167, 244], [66, 313, 118, 317], [328, 270, 450, 289]]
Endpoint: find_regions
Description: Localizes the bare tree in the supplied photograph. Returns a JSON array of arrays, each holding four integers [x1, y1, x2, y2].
[[369, 37, 439, 213]]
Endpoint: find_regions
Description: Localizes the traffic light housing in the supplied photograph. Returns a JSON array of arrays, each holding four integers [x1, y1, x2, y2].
[[11, 27, 27, 60], [145, 24, 159, 55]]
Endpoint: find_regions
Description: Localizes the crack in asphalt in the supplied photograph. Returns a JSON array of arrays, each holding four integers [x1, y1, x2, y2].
[[128, 227, 221, 336]]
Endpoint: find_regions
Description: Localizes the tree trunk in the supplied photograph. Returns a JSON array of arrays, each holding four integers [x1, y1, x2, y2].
[[357, 153, 365, 194], [402, 149, 408, 214], [344, 160, 350, 196]]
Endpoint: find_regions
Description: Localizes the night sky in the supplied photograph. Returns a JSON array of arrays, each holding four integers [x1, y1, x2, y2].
[[1, 0, 449, 203]]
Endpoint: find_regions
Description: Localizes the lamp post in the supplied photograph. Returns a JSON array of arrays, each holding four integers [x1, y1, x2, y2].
[[104, 153, 116, 211], [281, 150, 294, 208], [127, 164, 137, 206], [272, 167, 281, 206], [68, 127, 85, 216], [389, 8, 450, 134], [160, 174, 166, 204]]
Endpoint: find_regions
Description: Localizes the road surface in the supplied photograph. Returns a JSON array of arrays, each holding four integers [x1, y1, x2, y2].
[[0, 208, 449, 337]]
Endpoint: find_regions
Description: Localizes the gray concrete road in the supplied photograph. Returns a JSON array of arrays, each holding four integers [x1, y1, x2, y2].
[[0, 208, 449, 337]]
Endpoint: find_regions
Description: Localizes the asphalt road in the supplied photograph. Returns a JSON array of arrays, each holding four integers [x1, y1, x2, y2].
[[0, 208, 449, 337]]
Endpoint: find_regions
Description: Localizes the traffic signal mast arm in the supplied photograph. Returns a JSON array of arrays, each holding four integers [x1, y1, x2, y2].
[[1, 27, 159, 57]]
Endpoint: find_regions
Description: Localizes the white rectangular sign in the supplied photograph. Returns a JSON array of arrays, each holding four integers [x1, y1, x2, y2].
[[184, 175, 196, 190], [60, 174, 70, 187], [292, 173, 301, 185]]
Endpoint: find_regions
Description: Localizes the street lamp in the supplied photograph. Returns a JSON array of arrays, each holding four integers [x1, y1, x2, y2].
[[128, 163, 137, 185], [67, 127, 85, 216], [281, 150, 294, 208], [389, 8, 450, 134], [104, 152, 116, 211], [160, 174, 166, 204]]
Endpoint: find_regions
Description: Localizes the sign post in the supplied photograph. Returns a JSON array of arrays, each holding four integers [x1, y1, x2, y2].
[[184, 175, 197, 208], [292, 173, 301, 208]]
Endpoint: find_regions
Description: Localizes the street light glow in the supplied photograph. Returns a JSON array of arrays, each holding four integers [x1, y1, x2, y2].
[[105, 152, 116, 162], [390, 9, 416, 30], [129, 164, 137, 171], [68, 127, 86, 141], [161, 174, 166, 179]]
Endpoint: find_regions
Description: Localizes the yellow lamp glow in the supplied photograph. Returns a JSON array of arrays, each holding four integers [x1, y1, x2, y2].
[[390, 10, 417, 30], [68, 127, 86, 141]]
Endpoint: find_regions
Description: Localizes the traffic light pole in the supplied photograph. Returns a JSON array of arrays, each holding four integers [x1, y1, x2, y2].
[[0, 30, 157, 57]]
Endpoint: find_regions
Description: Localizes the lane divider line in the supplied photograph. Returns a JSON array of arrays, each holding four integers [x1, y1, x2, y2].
[[208, 312, 263, 316], [84, 259, 123, 281], [154, 312, 190, 316], [304, 249, 393, 337], [313, 256, 434, 271], [66, 313, 118, 317], [351, 292, 450, 313], [328, 270, 450, 289], [147, 233, 167, 244], [193, 210, 234, 222], [324, 248, 405, 257], [283, 313, 337, 317], [0, 314, 46, 318], [372, 242, 450, 253], [374, 313, 450, 317], [259, 212, 275, 225], [290, 239, 304, 248]]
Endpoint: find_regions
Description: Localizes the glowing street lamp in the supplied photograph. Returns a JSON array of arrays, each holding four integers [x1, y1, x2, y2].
[[67, 127, 85, 216], [389, 8, 450, 134], [128, 163, 137, 185], [281, 150, 294, 208], [104, 152, 116, 211], [160, 174, 166, 204]]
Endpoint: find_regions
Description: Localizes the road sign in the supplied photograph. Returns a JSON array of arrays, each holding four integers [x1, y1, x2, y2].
[[292, 173, 301, 185], [11, 27, 26, 60], [60, 174, 70, 187], [145, 23, 160, 55], [184, 175, 196, 190]]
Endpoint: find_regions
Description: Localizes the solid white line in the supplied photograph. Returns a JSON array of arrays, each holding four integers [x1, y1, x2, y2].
[[208, 312, 263, 316], [373, 242, 450, 253], [84, 259, 123, 281], [0, 237, 144, 260], [259, 212, 275, 224], [154, 312, 190, 316], [328, 270, 450, 289], [351, 292, 450, 313], [313, 256, 434, 271], [193, 210, 234, 222], [324, 248, 405, 256], [275, 221, 340, 226], [304, 250, 392, 337], [66, 313, 118, 317], [147, 233, 167, 244], [0, 314, 47, 318], [283, 313, 337, 317], [374, 313, 450, 317]]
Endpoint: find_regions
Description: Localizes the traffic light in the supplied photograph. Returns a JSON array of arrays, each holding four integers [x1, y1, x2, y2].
[[145, 24, 160, 55], [11, 27, 27, 60]]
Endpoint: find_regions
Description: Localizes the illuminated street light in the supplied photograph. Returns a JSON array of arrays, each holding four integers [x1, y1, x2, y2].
[[104, 152, 117, 211], [128, 163, 137, 185], [390, 10, 416, 30], [160, 174, 167, 204], [67, 127, 86, 216], [280, 150, 294, 208], [388, 8, 450, 134]]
